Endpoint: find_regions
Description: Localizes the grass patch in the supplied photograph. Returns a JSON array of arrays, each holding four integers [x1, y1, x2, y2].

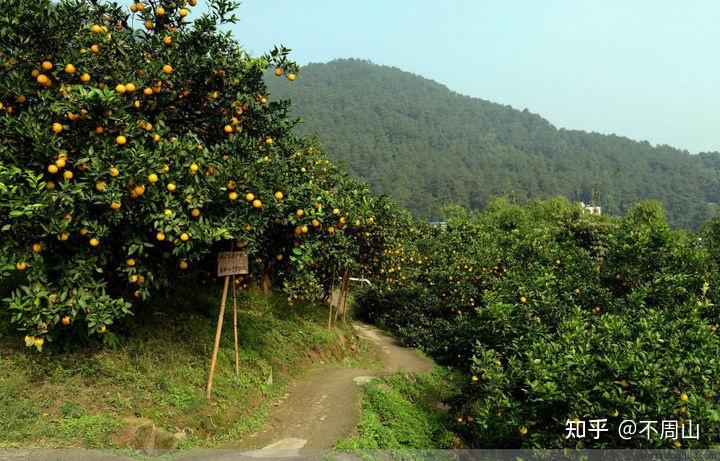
[[0, 285, 363, 448], [336, 367, 462, 450]]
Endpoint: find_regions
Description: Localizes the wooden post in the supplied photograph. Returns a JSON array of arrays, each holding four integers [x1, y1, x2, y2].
[[340, 268, 351, 323], [327, 265, 337, 330], [334, 267, 350, 327], [232, 274, 239, 377], [206, 275, 230, 399], [341, 271, 351, 323]]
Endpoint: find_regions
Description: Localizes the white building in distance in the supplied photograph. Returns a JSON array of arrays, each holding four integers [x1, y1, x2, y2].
[[579, 202, 602, 216]]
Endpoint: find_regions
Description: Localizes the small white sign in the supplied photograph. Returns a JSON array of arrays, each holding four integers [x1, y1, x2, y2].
[[217, 252, 249, 277]]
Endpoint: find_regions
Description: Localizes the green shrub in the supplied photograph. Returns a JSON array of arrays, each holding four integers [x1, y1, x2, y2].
[[361, 198, 720, 447]]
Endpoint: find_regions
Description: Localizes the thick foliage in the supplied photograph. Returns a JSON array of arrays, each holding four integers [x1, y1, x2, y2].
[[357, 198, 720, 448], [0, 0, 389, 348], [267, 59, 720, 228]]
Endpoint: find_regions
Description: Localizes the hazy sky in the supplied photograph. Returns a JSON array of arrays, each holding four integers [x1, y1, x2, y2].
[[225, 1, 719, 153]]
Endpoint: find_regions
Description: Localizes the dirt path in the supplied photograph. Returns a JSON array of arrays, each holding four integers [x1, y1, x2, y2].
[[232, 321, 432, 451]]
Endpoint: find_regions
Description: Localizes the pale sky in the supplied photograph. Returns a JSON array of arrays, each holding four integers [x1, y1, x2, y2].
[[219, 1, 719, 153]]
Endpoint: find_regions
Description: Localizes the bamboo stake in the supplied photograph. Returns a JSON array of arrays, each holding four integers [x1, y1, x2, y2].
[[233, 274, 239, 377], [206, 275, 230, 399]]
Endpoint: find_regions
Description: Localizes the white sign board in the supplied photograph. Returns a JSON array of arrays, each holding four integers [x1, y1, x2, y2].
[[217, 252, 249, 277]]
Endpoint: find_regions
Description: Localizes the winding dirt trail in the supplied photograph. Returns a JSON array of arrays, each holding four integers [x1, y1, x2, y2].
[[232, 321, 432, 451]]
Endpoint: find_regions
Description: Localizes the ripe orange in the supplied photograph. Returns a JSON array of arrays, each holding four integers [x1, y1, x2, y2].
[[116, 135, 127, 145], [109, 166, 120, 177], [288, 73, 296, 81], [64, 64, 75, 74], [80, 227, 89, 235], [311, 218, 320, 228], [147, 173, 158, 184], [52, 123, 63, 133], [245, 192, 255, 201], [265, 137, 273, 145], [679, 392, 689, 402], [89, 237, 100, 247], [32, 243, 42, 253], [90, 44, 100, 54], [223, 124, 233, 134], [41, 61, 53, 71], [59, 232, 69, 241], [16, 262, 27, 271], [62, 316, 71, 326], [180, 233, 189, 241], [47, 164, 59, 174], [63, 170, 73, 180], [34, 338, 44, 348], [274, 68, 283, 76], [127, 258, 136, 267], [110, 201, 121, 210], [95, 182, 106, 192], [327, 226, 335, 233], [37, 74, 49, 85], [301, 225, 308, 234], [80, 72, 91, 83], [179, 8, 189, 17], [144, 21, 153, 30], [519, 296, 527, 304], [162, 64, 173, 75], [115, 83, 126, 94], [136, 2, 145, 10], [252, 199, 262, 209], [296, 209, 304, 217], [179, 260, 188, 270], [332, 208, 340, 215], [167, 183, 176, 192], [156, 6, 165, 15], [163, 36, 172, 46], [143, 87, 153, 96], [189, 163, 199, 173], [90, 24, 102, 34], [191, 208, 200, 217], [274, 191, 283, 200], [228, 191, 238, 201], [125, 83, 136, 93], [156, 232, 166, 241]]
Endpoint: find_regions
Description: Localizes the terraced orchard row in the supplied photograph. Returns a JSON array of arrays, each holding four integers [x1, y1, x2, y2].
[[357, 198, 720, 448], [0, 0, 408, 347]]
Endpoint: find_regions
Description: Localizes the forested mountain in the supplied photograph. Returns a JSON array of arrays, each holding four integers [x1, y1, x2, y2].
[[266, 58, 720, 228]]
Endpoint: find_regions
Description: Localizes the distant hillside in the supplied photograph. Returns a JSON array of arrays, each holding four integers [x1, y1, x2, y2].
[[266, 58, 720, 228]]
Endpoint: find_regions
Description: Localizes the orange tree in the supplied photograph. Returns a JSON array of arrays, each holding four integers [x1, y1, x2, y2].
[[0, 0, 387, 348], [356, 198, 720, 447]]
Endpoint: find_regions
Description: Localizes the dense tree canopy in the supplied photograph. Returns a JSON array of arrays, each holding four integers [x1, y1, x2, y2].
[[266, 58, 720, 229]]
